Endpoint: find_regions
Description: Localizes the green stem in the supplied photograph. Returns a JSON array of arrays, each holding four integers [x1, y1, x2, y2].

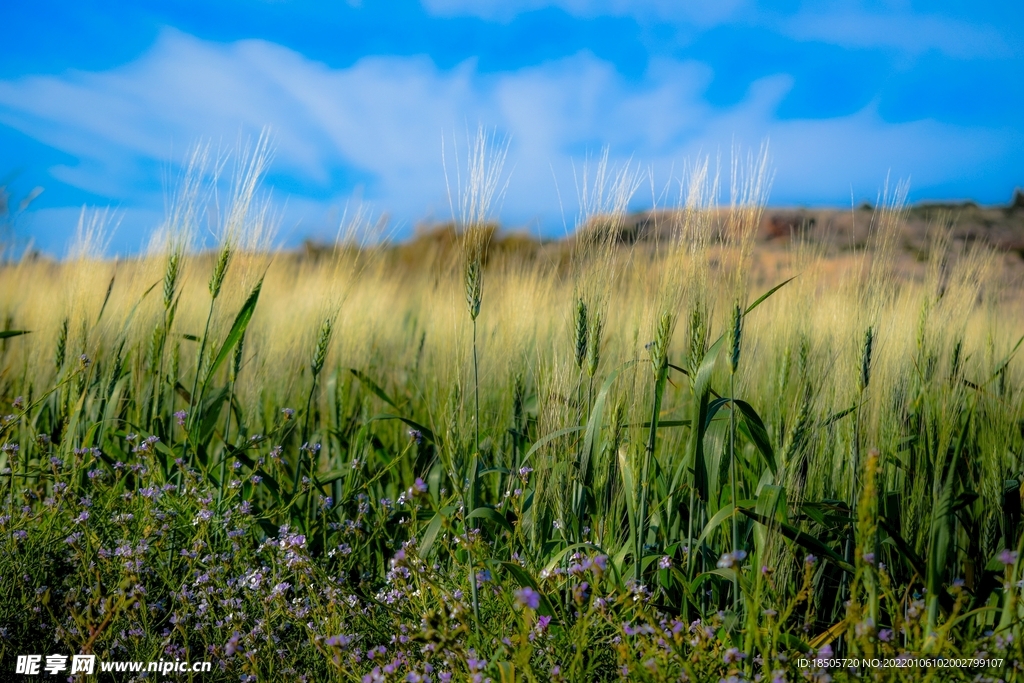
[[186, 299, 217, 445], [842, 389, 865, 612], [294, 372, 319, 496], [218, 379, 235, 506], [149, 328, 165, 432], [730, 371, 739, 613], [472, 317, 480, 459], [684, 485, 695, 621], [637, 360, 668, 585], [465, 453, 481, 636]]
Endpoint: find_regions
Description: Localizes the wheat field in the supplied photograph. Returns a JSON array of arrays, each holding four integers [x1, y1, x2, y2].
[[0, 147, 1022, 681]]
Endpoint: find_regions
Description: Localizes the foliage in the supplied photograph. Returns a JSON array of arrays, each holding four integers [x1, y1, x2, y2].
[[0, 158, 1022, 682]]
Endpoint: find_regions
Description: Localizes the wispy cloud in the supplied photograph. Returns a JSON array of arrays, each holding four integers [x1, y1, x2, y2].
[[421, 0, 749, 25], [0, 27, 1020, 252], [421, 0, 1017, 60], [782, 10, 1014, 59]]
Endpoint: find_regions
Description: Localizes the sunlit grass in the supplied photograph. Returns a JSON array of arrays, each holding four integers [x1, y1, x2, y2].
[[0, 146, 1022, 681]]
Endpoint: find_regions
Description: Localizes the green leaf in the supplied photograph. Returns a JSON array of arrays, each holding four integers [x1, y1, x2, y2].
[[694, 336, 723, 398], [927, 408, 973, 620], [987, 334, 1024, 384], [314, 470, 348, 486], [739, 507, 854, 574], [776, 634, 812, 654], [520, 425, 585, 468], [419, 507, 455, 558], [467, 506, 515, 536], [755, 485, 786, 523], [690, 568, 750, 595], [95, 272, 116, 325], [0, 330, 30, 339], [951, 491, 979, 514], [704, 397, 731, 431], [690, 390, 711, 502], [618, 447, 637, 560], [878, 519, 926, 578], [197, 387, 229, 446], [174, 381, 193, 404], [368, 414, 438, 446], [495, 662, 515, 683], [581, 360, 637, 488], [82, 422, 102, 449], [632, 419, 691, 429], [697, 503, 738, 548], [735, 400, 776, 475], [350, 369, 398, 408], [744, 276, 796, 314], [823, 405, 857, 428], [205, 278, 263, 388], [466, 453, 479, 516], [684, 275, 794, 409]]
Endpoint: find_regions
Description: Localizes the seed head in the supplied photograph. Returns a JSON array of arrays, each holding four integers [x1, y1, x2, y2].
[[610, 398, 625, 447], [797, 335, 810, 380], [163, 250, 181, 310], [859, 326, 874, 391], [915, 300, 929, 355], [54, 317, 69, 370], [148, 324, 165, 370], [209, 242, 232, 300], [949, 338, 963, 384], [586, 310, 603, 377], [170, 342, 180, 383], [777, 345, 792, 396], [573, 298, 588, 370], [649, 311, 672, 374], [311, 318, 332, 378], [687, 304, 707, 379], [464, 256, 482, 321], [231, 331, 246, 383], [729, 301, 742, 374]]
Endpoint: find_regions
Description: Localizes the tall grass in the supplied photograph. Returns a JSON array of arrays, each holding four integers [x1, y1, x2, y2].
[[0, 148, 1022, 681]]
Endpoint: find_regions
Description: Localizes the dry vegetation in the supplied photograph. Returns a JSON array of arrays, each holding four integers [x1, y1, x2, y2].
[[0, 145, 1023, 681]]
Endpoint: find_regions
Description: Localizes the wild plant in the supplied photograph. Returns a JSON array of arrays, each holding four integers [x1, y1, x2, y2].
[[0, 153, 1021, 682]]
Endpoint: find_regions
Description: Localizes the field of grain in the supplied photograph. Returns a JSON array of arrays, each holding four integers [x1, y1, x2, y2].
[[1, 150, 1022, 681]]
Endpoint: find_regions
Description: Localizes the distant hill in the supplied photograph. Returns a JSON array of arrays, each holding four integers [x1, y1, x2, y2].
[[303, 189, 1024, 269]]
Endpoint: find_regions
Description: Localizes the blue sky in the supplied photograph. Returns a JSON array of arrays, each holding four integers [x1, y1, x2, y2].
[[1, 0, 1022, 253]]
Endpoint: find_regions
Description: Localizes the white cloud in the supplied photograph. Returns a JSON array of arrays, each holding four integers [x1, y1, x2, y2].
[[783, 10, 1013, 59], [420, 0, 749, 25], [0, 27, 1019, 251], [421, 1, 1016, 59]]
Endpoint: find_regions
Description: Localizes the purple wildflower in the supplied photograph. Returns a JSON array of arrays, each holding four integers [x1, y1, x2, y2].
[[514, 587, 540, 610]]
